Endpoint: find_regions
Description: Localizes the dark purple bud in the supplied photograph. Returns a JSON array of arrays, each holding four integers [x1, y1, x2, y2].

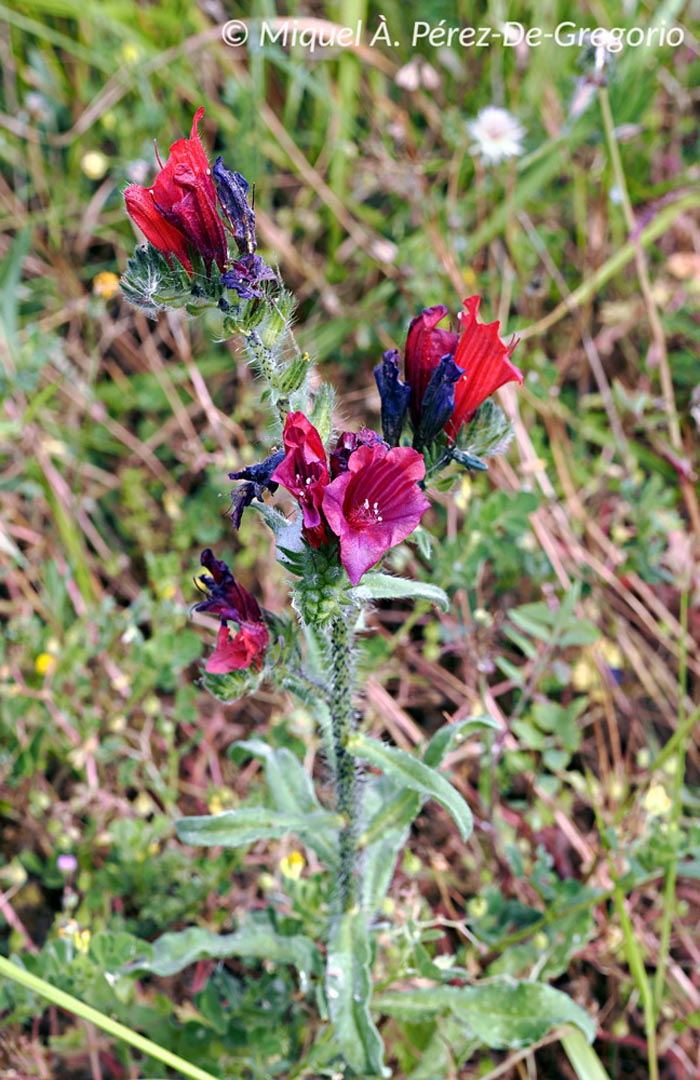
[[374, 349, 411, 447], [213, 157, 257, 255], [228, 448, 285, 528], [414, 354, 464, 450], [221, 253, 277, 299]]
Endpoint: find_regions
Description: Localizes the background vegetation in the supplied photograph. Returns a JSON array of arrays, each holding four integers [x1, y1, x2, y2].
[[1, 0, 699, 1076]]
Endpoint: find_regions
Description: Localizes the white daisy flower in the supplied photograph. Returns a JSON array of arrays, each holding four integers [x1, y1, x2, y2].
[[468, 106, 526, 164]]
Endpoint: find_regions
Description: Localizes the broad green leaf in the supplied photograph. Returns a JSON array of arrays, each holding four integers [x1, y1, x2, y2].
[[361, 826, 413, 914], [350, 573, 449, 611], [360, 786, 421, 851], [376, 979, 595, 1048], [360, 777, 419, 912], [326, 910, 385, 1075], [348, 733, 473, 842], [231, 739, 337, 865], [175, 807, 343, 848], [423, 716, 500, 768], [128, 920, 319, 988]]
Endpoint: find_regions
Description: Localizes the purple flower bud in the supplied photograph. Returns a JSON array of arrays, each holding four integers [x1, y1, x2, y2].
[[373, 350, 410, 447], [413, 353, 464, 450]]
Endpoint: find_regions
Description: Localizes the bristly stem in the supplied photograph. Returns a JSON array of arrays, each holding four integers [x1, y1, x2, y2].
[[328, 611, 359, 911]]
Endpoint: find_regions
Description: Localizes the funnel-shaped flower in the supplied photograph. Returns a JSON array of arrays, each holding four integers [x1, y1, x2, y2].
[[379, 297, 522, 445], [271, 412, 330, 549], [124, 108, 228, 274], [194, 549, 268, 673], [447, 296, 522, 439], [322, 444, 430, 585]]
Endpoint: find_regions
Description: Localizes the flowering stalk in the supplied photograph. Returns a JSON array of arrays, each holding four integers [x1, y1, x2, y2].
[[119, 107, 527, 1072], [327, 611, 360, 911]]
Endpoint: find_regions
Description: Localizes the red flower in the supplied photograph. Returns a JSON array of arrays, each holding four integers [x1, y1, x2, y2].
[[447, 297, 522, 439], [402, 297, 522, 441], [404, 304, 460, 429], [271, 412, 330, 549], [322, 444, 430, 586], [124, 108, 227, 274], [194, 550, 268, 674]]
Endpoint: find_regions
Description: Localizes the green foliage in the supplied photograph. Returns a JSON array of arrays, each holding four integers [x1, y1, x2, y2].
[[175, 806, 344, 849], [325, 910, 386, 1076], [348, 732, 474, 841], [375, 977, 595, 1048]]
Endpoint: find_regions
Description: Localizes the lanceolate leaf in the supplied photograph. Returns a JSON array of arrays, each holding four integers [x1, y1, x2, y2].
[[347, 732, 473, 842], [175, 806, 342, 848], [326, 910, 385, 1075], [231, 739, 337, 865], [375, 979, 595, 1048], [423, 715, 500, 768], [128, 920, 319, 988], [349, 573, 449, 610]]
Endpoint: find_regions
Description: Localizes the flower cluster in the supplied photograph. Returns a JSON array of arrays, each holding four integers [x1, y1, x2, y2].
[[124, 108, 274, 297], [270, 413, 431, 586], [122, 109, 525, 679], [375, 296, 523, 450]]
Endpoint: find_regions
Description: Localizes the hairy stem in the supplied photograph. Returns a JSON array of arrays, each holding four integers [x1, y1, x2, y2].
[[244, 328, 291, 424], [328, 612, 359, 911]]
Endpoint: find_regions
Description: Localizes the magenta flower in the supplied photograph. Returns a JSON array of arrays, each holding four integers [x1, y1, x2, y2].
[[194, 549, 269, 674], [322, 444, 431, 585], [271, 412, 330, 549]]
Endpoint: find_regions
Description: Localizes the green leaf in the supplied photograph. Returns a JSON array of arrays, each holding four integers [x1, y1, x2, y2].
[[562, 1029, 613, 1080], [375, 979, 595, 1048], [251, 501, 304, 559], [128, 919, 319, 989], [423, 715, 500, 768], [175, 807, 342, 848], [361, 786, 422, 847], [348, 733, 473, 842], [231, 739, 337, 865], [349, 574, 449, 611], [326, 910, 385, 1075]]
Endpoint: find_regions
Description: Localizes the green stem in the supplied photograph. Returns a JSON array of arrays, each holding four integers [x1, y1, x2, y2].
[[328, 612, 359, 911], [598, 86, 681, 450], [653, 587, 689, 1014], [0, 955, 221, 1080], [589, 779, 659, 1080]]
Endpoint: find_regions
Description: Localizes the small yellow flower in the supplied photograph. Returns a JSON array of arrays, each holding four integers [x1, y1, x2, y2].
[[119, 42, 141, 65], [93, 271, 120, 300], [208, 793, 224, 816], [572, 655, 600, 693], [81, 151, 109, 181], [280, 851, 306, 880], [35, 652, 57, 676], [74, 928, 91, 954], [643, 783, 672, 817]]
